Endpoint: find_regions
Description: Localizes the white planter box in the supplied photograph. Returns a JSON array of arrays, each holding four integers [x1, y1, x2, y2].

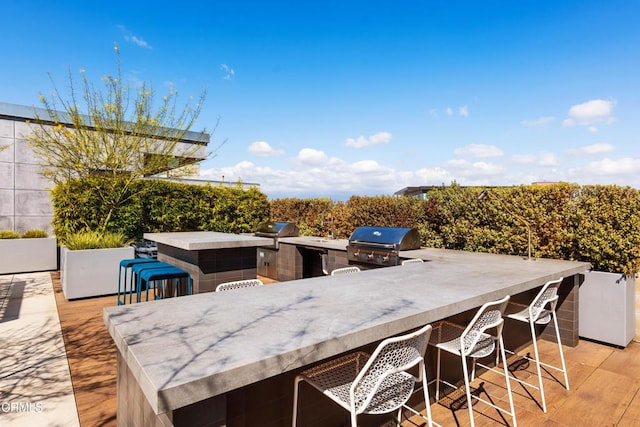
[[579, 270, 635, 347], [0, 237, 57, 274], [61, 245, 134, 300]]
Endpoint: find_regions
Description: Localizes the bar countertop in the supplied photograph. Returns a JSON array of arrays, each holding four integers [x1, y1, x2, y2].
[[104, 249, 590, 415], [143, 231, 273, 251]]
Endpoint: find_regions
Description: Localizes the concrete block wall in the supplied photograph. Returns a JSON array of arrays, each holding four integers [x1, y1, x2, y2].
[[0, 117, 54, 233]]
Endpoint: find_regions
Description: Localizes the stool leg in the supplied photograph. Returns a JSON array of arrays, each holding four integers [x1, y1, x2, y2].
[[553, 311, 570, 389], [137, 274, 143, 303], [461, 354, 475, 427], [129, 270, 135, 304], [435, 347, 442, 400], [530, 319, 547, 413], [118, 266, 127, 305], [499, 336, 518, 427]]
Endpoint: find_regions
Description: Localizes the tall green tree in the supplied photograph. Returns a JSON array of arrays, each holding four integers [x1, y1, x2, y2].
[[28, 45, 212, 235]]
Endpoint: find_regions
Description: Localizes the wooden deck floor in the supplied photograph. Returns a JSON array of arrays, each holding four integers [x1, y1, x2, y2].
[[51, 271, 640, 426]]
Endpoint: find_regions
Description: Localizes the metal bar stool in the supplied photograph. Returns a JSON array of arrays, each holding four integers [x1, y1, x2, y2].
[[130, 261, 179, 303], [138, 266, 192, 301], [293, 324, 435, 427], [330, 266, 361, 275], [215, 279, 264, 292], [430, 295, 517, 427], [117, 258, 159, 305], [505, 277, 569, 413]]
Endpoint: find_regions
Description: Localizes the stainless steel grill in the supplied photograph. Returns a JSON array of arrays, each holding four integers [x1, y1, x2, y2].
[[254, 221, 299, 238], [347, 226, 420, 267], [254, 221, 299, 249]]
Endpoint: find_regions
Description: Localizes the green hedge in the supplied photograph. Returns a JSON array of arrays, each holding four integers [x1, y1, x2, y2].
[[270, 184, 640, 274], [53, 179, 640, 274], [52, 178, 269, 244]]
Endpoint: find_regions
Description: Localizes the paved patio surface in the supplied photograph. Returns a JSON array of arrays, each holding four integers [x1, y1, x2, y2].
[[0, 272, 79, 427]]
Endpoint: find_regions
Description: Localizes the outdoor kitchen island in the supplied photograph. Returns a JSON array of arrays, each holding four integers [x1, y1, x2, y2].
[[104, 250, 590, 427], [143, 232, 273, 294]]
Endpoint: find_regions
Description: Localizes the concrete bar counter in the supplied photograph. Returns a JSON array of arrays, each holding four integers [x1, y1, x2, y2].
[[104, 250, 590, 427], [144, 232, 273, 293]]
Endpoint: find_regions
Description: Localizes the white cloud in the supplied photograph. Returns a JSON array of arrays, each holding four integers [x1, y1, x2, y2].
[[248, 141, 285, 157], [351, 160, 386, 174], [584, 157, 640, 176], [117, 25, 152, 49], [345, 131, 392, 148], [198, 142, 640, 199], [296, 148, 328, 165], [454, 144, 503, 158], [566, 143, 614, 156], [511, 154, 536, 164], [220, 64, 235, 80], [445, 159, 505, 177], [521, 116, 555, 127], [538, 152, 559, 167], [414, 167, 451, 183], [563, 99, 616, 131], [429, 105, 470, 119]]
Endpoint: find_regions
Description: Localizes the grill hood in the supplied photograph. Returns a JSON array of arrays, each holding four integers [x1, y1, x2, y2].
[[348, 226, 421, 250], [254, 221, 299, 238]]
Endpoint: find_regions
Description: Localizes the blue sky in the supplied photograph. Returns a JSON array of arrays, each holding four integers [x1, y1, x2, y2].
[[2, 1, 639, 200]]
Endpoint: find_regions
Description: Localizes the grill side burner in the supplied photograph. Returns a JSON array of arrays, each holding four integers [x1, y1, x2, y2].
[[347, 226, 421, 267]]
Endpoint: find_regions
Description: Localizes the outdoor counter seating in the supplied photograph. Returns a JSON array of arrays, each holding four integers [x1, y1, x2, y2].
[[104, 249, 589, 426], [117, 258, 192, 304]]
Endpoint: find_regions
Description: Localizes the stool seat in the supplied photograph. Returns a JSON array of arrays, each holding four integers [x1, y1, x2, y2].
[[137, 265, 192, 301]]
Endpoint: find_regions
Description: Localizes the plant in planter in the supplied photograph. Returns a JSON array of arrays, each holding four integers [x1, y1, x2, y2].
[[571, 185, 640, 347], [60, 231, 134, 300], [0, 229, 57, 275]]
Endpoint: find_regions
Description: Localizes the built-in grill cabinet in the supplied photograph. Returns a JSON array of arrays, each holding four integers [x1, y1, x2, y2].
[[255, 221, 299, 279]]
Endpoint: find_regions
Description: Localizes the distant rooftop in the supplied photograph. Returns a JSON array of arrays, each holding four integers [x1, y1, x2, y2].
[[0, 101, 209, 145]]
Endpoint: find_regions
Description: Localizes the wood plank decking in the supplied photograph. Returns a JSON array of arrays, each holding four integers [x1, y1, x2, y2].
[[51, 271, 640, 426]]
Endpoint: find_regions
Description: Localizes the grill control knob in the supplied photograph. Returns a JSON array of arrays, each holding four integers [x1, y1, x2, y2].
[[353, 249, 360, 257], [367, 252, 374, 260], [382, 254, 389, 263]]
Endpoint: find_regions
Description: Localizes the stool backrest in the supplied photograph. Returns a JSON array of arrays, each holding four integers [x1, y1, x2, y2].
[[529, 277, 563, 322], [331, 266, 360, 275], [350, 324, 432, 414], [460, 295, 510, 357], [216, 279, 264, 292], [401, 258, 424, 265]]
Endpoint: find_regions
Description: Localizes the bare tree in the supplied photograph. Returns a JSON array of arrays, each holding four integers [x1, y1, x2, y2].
[[27, 45, 212, 234]]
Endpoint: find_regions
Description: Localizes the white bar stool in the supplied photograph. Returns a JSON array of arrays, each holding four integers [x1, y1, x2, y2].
[[215, 278, 264, 292], [331, 266, 361, 275], [430, 295, 517, 427], [402, 258, 424, 265], [505, 277, 569, 413], [292, 324, 436, 427]]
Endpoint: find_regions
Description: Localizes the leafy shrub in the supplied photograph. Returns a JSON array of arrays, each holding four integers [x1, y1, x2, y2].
[[0, 230, 20, 239], [64, 230, 129, 250], [52, 178, 269, 241], [21, 229, 48, 238]]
